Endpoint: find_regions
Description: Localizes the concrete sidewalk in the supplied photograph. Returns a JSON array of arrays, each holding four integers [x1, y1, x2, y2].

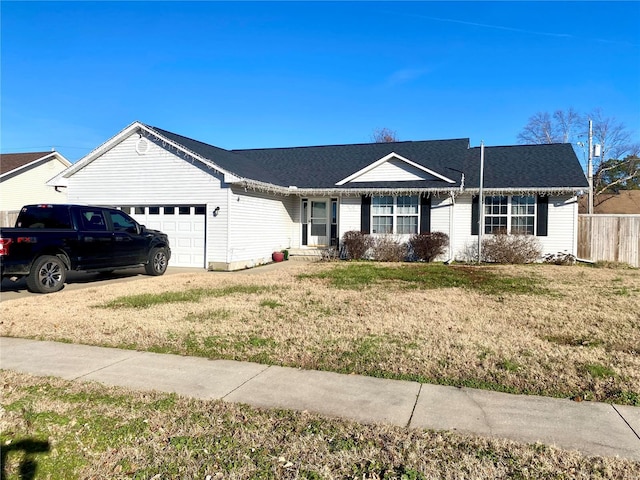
[[1, 337, 639, 462]]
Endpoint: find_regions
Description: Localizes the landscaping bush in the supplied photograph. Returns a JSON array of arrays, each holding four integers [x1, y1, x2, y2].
[[481, 230, 542, 264], [459, 241, 479, 263], [371, 235, 407, 262], [409, 232, 449, 262], [341, 231, 373, 260]]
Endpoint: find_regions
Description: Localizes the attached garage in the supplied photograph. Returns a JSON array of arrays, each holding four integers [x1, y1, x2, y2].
[[121, 205, 206, 268]]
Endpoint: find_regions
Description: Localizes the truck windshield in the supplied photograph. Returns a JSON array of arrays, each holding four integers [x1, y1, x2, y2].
[[16, 205, 73, 229]]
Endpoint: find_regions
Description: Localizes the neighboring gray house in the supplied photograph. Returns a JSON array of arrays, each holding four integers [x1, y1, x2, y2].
[[50, 121, 589, 269]]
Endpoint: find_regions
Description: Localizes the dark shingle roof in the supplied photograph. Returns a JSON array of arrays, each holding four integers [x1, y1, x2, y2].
[[146, 126, 281, 184], [0, 152, 52, 175], [464, 144, 589, 189], [146, 125, 588, 190], [233, 139, 470, 188]]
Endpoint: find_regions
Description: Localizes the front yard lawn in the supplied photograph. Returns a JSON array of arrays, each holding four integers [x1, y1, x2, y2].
[[2, 261, 639, 405]]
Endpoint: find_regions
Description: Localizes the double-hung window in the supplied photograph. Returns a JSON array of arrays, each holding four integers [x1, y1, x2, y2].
[[372, 195, 419, 234], [483, 195, 536, 235], [510, 196, 536, 234]]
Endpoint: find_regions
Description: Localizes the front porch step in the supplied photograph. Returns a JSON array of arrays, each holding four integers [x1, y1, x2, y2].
[[288, 247, 336, 261]]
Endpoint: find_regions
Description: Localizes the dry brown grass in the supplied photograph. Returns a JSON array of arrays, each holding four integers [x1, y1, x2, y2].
[[2, 370, 639, 479], [2, 262, 639, 404]]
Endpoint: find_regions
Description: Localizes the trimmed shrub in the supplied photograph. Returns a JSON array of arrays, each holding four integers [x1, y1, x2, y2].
[[408, 232, 450, 262], [481, 231, 541, 264], [341, 231, 373, 260], [371, 235, 407, 262]]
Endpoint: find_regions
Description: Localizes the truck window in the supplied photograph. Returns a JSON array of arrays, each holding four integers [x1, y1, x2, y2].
[[80, 208, 108, 231], [16, 205, 73, 229], [108, 210, 139, 234]]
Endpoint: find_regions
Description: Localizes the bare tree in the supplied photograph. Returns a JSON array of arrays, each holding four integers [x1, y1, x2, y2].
[[372, 127, 399, 143], [586, 109, 639, 194], [517, 112, 556, 144], [554, 108, 581, 144], [518, 108, 639, 193], [517, 108, 580, 144]]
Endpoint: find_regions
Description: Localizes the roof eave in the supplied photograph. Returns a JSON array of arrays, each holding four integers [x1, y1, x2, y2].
[[464, 186, 587, 195], [1, 151, 71, 180], [229, 183, 587, 197], [59, 121, 239, 181]]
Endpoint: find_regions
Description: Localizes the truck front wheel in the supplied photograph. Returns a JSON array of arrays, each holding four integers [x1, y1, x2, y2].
[[27, 255, 67, 293], [145, 247, 168, 276]]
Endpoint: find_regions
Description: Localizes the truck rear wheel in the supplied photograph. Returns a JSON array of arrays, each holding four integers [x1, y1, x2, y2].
[[26, 255, 67, 293], [145, 247, 168, 276]]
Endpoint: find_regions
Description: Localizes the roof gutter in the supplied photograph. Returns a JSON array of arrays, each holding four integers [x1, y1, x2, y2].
[[232, 182, 464, 197], [228, 184, 587, 198], [463, 187, 586, 196]]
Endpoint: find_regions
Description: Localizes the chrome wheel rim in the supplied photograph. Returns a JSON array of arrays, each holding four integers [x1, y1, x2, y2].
[[39, 261, 63, 289], [153, 251, 167, 272]]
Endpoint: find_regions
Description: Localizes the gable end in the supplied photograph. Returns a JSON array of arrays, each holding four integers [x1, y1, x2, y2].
[[336, 152, 455, 186]]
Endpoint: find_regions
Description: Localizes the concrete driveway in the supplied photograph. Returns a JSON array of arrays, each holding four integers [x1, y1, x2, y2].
[[0, 266, 206, 301]]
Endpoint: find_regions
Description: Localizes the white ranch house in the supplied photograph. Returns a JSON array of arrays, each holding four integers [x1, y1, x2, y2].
[[50, 121, 589, 269]]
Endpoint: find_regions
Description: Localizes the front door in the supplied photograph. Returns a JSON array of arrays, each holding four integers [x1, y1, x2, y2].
[[309, 200, 329, 246]]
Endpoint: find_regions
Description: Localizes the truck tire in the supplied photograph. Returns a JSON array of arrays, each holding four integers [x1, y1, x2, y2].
[[145, 247, 168, 276], [26, 255, 67, 294]]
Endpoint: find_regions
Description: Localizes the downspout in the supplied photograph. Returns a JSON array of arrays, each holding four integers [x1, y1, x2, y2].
[[445, 191, 456, 264], [226, 187, 232, 267]]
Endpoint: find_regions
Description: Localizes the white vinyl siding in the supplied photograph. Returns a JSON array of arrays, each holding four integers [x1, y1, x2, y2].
[[67, 134, 224, 206], [540, 195, 579, 255], [227, 187, 296, 266], [337, 196, 362, 239], [430, 195, 454, 260], [352, 159, 432, 183], [450, 195, 474, 260]]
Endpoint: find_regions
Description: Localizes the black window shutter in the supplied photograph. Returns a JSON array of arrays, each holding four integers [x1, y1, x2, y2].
[[361, 196, 371, 234], [536, 195, 548, 236], [419, 195, 431, 234], [471, 195, 479, 235]]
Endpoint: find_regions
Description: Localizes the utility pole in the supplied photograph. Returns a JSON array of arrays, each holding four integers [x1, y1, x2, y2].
[[478, 141, 485, 263], [588, 119, 593, 215]]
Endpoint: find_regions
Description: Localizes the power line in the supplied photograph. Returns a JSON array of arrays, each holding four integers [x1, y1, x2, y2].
[[0, 145, 90, 152]]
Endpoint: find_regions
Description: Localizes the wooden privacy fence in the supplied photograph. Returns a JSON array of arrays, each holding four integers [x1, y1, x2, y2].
[[0, 211, 19, 228], [578, 215, 640, 267]]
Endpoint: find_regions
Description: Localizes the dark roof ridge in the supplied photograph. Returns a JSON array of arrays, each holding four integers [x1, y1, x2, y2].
[[470, 142, 572, 149], [233, 137, 471, 153], [145, 125, 234, 153]]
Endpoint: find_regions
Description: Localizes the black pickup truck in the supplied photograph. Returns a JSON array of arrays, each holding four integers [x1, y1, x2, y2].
[[0, 204, 171, 293]]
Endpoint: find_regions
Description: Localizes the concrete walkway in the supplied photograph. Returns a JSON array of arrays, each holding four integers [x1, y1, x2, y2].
[[1, 337, 639, 462]]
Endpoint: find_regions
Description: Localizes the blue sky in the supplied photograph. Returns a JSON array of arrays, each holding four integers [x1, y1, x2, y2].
[[2, 1, 639, 163]]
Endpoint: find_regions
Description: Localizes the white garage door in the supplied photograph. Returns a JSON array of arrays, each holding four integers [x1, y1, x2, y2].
[[122, 205, 206, 268]]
